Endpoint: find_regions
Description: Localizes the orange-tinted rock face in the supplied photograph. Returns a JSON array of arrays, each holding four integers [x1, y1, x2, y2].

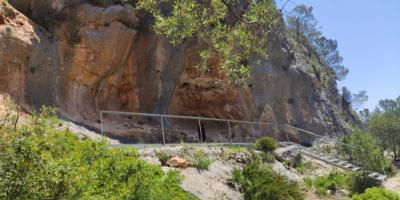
[[0, 1, 359, 143]]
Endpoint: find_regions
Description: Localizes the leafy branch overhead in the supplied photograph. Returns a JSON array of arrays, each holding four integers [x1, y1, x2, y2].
[[137, 0, 281, 83]]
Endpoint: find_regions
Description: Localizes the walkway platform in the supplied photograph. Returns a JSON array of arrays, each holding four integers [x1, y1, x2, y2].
[[278, 142, 387, 181]]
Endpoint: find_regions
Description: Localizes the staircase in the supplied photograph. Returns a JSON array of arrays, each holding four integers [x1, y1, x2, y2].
[[278, 142, 388, 181]]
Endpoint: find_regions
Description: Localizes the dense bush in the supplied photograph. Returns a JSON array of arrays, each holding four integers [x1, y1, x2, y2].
[[337, 129, 391, 174], [303, 177, 313, 188], [155, 150, 171, 166], [260, 152, 276, 163], [348, 172, 381, 194], [192, 150, 212, 170], [368, 112, 400, 161], [254, 136, 277, 153], [310, 171, 382, 196], [232, 162, 304, 200], [313, 171, 349, 196], [352, 187, 400, 200], [0, 107, 194, 199]]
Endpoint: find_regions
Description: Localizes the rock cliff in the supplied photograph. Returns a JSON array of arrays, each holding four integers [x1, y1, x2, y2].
[[0, 1, 358, 143]]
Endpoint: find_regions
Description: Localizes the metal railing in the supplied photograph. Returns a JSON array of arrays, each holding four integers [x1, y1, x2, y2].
[[99, 110, 387, 179], [100, 110, 276, 145]]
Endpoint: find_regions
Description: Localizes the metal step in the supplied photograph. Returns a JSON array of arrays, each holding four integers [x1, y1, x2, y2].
[[344, 164, 353, 168], [351, 167, 360, 171], [298, 147, 387, 181]]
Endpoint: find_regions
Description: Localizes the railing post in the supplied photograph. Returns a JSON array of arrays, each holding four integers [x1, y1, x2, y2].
[[251, 123, 256, 142], [274, 124, 279, 142], [285, 125, 290, 142], [161, 115, 166, 145], [198, 118, 203, 143], [228, 120, 232, 144], [100, 111, 104, 139]]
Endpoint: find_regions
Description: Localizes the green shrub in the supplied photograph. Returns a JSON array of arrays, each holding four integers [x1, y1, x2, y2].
[[232, 161, 305, 200], [303, 177, 313, 188], [260, 152, 276, 163], [155, 150, 171, 166], [254, 136, 277, 152], [0, 106, 194, 199], [296, 163, 307, 175], [337, 129, 391, 174], [192, 150, 212, 170], [314, 171, 349, 196], [352, 187, 400, 200], [348, 173, 381, 194], [221, 145, 250, 161], [227, 145, 249, 153]]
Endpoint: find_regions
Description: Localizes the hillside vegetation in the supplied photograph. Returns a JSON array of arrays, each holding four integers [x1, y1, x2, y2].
[[0, 106, 195, 199]]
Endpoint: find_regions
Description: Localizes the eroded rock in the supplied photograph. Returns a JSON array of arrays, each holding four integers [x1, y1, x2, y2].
[[0, 1, 359, 143], [167, 156, 188, 168]]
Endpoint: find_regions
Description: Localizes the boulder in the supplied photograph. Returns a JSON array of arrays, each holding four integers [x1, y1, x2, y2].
[[166, 156, 188, 168], [274, 145, 301, 165]]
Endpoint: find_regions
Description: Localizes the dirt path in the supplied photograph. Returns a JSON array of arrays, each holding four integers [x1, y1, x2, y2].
[[383, 169, 400, 194]]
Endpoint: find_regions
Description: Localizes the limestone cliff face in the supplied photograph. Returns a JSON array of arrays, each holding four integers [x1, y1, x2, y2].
[[0, 1, 358, 142]]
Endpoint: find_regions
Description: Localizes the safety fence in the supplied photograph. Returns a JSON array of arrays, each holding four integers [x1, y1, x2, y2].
[[100, 111, 276, 144], [99, 110, 387, 179], [99, 110, 333, 146]]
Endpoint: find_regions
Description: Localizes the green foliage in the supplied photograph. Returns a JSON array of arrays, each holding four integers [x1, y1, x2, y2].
[[352, 187, 400, 200], [232, 161, 304, 200], [313, 171, 349, 196], [296, 163, 307, 175], [0, 106, 194, 199], [342, 86, 352, 107], [352, 90, 369, 110], [368, 112, 400, 161], [155, 150, 171, 166], [254, 136, 277, 153], [376, 96, 400, 115], [337, 128, 390, 174], [286, 5, 348, 81], [348, 173, 381, 194], [192, 150, 212, 170], [305, 171, 382, 196], [226, 145, 249, 153], [137, 0, 281, 83], [260, 152, 276, 163], [220, 145, 251, 162], [303, 177, 313, 188]]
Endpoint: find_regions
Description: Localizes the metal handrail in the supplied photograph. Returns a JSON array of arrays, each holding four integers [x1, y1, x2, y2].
[[99, 110, 387, 178], [99, 110, 354, 149], [100, 110, 276, 145], [100, 110, 275, 125]]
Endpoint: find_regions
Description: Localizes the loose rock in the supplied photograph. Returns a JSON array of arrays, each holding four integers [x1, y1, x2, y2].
[[167, 156, 189, 168]]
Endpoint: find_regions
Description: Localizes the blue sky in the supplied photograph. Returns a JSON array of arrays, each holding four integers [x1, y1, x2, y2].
[[276, 0, 400, 110]]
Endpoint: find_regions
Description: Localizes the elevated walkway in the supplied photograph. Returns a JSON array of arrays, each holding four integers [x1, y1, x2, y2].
[[100, 110, 388, 181], [279, 142, 387, 181]]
